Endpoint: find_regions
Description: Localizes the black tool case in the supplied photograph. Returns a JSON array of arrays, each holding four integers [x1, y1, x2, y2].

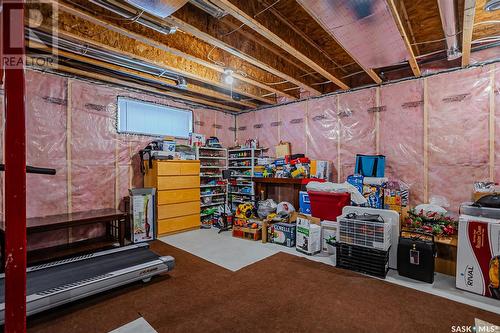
[[397, 231, 436, 283]]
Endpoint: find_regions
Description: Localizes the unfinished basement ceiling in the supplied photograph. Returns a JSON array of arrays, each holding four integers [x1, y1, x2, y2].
[[25, 0, 500, 113]]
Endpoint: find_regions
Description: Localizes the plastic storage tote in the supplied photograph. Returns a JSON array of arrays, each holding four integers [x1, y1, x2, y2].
[[307, 191, 351, 221]]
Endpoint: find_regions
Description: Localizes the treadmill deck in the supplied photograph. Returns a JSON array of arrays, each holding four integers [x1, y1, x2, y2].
[[0, 245, 160, 303]]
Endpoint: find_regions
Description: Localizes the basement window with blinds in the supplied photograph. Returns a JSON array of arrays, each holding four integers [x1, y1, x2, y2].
[[117, 97, 193, 138]]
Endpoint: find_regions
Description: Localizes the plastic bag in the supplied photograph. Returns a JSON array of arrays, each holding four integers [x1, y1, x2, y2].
[[257, 199, 277, 218]]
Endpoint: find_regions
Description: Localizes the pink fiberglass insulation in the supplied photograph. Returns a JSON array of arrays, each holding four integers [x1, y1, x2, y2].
[[338, 88, 377, 180], [236, 111, 255, 144], [428, 66, 491, 213], [193, 108, 216, 139], [306, 95, 340, 177], [25, 71, 69, 219], [379, 80, 425, 206], [24, 71, 69, 249], [71, 80, 117, 212], [278, 102, 307, 155], [471, 48, 500, 64], [214, 111, 235, 147], [254, 108, 279, 156], [0, 69, 232, 249], [494, 65, 500, 182], [298, 0, 408, 69]]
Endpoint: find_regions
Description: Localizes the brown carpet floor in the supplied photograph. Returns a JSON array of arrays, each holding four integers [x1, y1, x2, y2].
[[27, 241, 499, 333]]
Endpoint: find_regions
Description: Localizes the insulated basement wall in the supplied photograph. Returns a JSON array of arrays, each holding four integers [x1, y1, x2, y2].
[[0, 69, 236, 249], [236, 63, 500, 213]]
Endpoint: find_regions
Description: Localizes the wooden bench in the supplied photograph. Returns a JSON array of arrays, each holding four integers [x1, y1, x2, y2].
[[0, 208, 127, 268]]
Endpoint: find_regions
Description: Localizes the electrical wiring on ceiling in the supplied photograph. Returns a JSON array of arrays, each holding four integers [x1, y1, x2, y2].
[[410, 31, 462, 46]]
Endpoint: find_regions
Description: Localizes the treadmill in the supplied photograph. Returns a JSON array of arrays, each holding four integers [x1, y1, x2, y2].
[[0, 243, 174, 324], [0, 166, 174, 323]]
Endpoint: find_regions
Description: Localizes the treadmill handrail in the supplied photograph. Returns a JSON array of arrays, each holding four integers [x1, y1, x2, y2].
[[0, 164, 56, 175]]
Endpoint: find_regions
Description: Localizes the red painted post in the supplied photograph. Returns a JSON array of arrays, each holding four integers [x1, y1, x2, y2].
[[2, 0, 28, 332]]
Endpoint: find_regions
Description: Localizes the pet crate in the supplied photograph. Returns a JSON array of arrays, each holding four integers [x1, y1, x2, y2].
[[336, 243, 390, 278], [338, 216, 392, 251]]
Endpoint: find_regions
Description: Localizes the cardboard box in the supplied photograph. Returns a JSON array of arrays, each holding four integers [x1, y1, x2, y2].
[[321, 220, 339, 266], [362, 185, 384, 209], [296, 214, 321, 255], [189, 132, 205, 147], [472, 191, 500, 203], [129, 188, 156, 243], [272, 222, 296, 247], [456, 215, 500, 299], [384, 187, 409, 213], [311, 160, 331, 181], [275, 141, 291, 158], [321, 220, 339, 252]]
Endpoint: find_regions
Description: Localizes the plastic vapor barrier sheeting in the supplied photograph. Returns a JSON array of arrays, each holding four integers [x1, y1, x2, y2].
[[338, 88, 377, 180], [305, 95, 339, 178], [427, 66, 491, 212], [379, 80, 424, 206], [0, 69, 235, 248], [278, 102, 307, 158], [236, 63, 500, 213]]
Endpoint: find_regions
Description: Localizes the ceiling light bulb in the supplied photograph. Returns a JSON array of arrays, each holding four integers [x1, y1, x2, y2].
[[224, 75, 234, 85], [223, 69, 234, 85]]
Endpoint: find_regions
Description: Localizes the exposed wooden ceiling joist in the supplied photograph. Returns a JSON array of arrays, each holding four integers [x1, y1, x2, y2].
[[386, 0, 422, 77], [27, 58, 242, 112], [167, 4, 323, 96], [473, 0, 500, 41], [55, 0, 297, 102], [49, 10, 276, 106], [462, 0, 477, 67], [29, 41, 255, 109], [296, 2, 383, 85], [209, 0, 350, 90]]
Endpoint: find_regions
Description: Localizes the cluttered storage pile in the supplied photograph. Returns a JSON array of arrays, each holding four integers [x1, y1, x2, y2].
[[225, 151, 499, 301]]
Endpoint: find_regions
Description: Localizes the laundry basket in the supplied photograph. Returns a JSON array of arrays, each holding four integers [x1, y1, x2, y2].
[[307, 191, 350, 220]]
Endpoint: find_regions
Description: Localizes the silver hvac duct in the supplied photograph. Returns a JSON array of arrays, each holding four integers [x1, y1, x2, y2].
[[188, 0, 226, 18], [437, 0, 461, 60], [89, 0, 178, 34], [123, 0, 188, 18], [26, 28, 187, 89]]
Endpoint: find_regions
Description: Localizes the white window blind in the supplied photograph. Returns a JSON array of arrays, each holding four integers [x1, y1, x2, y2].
[[117, 97, 193, 138]]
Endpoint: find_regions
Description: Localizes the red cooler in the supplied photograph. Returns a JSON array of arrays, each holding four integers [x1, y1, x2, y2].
[[307, 191, 351, 221]]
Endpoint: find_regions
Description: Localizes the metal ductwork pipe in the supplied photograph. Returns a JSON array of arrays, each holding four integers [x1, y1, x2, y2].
[[188, 0, 226, 18], [89, 0, 178, 35], [123, 0, 188, 18], [26, 28, 187, 89], [437, 0, 461, 60]]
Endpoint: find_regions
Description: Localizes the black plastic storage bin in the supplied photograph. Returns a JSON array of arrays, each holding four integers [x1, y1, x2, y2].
[[336, 243, 390, 278]]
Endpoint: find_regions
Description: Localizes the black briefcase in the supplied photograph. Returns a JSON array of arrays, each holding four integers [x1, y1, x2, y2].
[[397, 231, 436, 283]]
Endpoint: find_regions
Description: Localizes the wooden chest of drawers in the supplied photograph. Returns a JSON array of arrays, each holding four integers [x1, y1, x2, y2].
[[144, 160, 200, 236]]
